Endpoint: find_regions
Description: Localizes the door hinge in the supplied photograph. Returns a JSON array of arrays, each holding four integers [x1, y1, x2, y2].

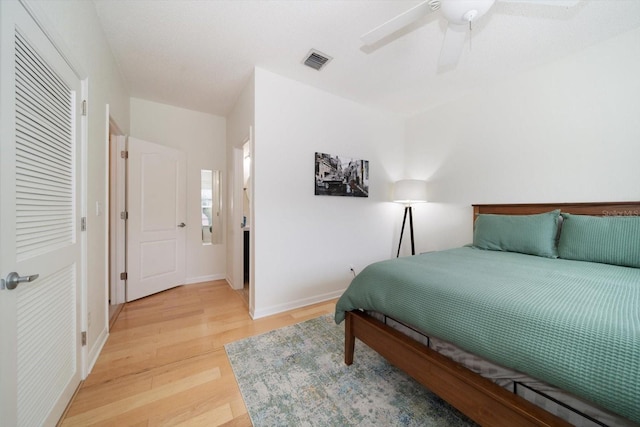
[[81, 217, 87, 231], [81, 331, 87, 346], [120, 272, 128, 280], [120, 211, 128, 220], [120, 150, 128, 159], [82, 100, 87, 116]]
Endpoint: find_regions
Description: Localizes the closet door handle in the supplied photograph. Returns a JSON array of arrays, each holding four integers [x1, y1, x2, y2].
[[1, 272, 39, 290], [178, 222, 186, 228]]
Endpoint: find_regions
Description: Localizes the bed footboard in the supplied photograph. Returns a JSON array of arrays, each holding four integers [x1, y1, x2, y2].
[[344, 310, 571, 427]]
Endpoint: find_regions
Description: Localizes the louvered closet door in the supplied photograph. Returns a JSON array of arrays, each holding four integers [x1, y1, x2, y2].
[[0, 1, 83, 426]]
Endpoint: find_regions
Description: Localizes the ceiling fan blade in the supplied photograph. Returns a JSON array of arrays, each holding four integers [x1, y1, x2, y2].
[[438, 24, 467, 68], [500, 0, 580, 6], [361, 0, 437, 46]]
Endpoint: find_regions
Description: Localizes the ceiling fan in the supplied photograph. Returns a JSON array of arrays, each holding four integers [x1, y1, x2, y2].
[[361, 0, 581, 69]]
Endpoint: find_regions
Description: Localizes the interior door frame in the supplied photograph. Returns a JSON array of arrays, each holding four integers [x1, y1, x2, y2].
[[232, 128, 254, 314], [232, 146, 244, 292], [108, 121, 126, 308]]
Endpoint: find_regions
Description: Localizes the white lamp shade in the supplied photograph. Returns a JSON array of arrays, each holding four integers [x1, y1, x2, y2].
[[393, 179, 428, 204]]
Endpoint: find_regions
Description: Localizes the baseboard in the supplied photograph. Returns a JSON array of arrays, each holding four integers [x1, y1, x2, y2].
[[86, 326, 108, 377], [225, 275, 242, 290], [185, 273, 226, 285], [56, 378, 84, 426], [224, 277, 238, 289], [251, 289, 344, 319]]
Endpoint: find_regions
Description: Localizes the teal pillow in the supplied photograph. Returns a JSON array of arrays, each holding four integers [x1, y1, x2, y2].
[[473, 210, 560, 258], [558, 213, 640, 268]]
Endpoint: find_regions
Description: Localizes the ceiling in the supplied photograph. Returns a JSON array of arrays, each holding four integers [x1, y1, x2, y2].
[[92, 0, 640, 118]]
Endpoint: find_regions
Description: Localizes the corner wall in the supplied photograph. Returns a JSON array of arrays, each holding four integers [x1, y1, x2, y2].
[[404, 27, 640, 251], [252, 68, 405, 317], [130, 98, 227, 283]]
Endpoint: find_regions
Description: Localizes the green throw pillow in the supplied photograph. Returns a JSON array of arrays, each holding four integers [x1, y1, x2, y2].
[[558, 213, 640, 268], [473, 210, 560, 258]]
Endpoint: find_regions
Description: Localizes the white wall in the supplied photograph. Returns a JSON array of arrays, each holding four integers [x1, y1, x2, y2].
[[28, 0, 130, 369], [405, 27, 640, 251], [227, 74, 255, 151], [252, 68, 405, 318], [130, 98, 227, 283]]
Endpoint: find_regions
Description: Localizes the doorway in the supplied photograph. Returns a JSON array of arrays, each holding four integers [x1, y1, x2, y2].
[[241, 140, 251, 304], [108, 123, 126, 328], [232, 132, 253, 313], [109, 136, 187, 312]]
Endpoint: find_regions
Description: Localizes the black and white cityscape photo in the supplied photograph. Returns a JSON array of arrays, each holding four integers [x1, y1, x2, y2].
[[314, 152, 369, 197]]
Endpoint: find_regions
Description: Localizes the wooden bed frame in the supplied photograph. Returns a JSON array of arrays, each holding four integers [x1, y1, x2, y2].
[[344, 201, 640, 427]]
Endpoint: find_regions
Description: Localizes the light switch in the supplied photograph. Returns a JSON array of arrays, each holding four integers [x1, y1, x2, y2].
[[96, 201, 103, 216]]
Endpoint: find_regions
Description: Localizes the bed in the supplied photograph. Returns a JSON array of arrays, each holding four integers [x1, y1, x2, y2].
[[334, 202, 640, 427]]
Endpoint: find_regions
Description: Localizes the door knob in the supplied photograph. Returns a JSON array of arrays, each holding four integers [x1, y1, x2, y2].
[[178, 222, 186, 228], [1, 272, 39, 291]]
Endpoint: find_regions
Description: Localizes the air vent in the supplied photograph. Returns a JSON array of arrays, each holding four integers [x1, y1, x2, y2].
[[303, 49, 332, 71]]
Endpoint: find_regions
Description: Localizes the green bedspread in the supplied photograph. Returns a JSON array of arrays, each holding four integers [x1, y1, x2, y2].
[[335, 247, 640, 423]]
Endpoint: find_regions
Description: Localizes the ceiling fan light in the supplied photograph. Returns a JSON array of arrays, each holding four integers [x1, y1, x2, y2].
[[440, 0, 496, 25], [463, 10, 478, 22]]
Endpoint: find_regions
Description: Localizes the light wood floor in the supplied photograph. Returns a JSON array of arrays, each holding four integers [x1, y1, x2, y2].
[[60, 280, 336, 426]]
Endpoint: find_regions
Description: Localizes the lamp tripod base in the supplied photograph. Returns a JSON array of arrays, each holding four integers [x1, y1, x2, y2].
[[396, 205, 415, 257]]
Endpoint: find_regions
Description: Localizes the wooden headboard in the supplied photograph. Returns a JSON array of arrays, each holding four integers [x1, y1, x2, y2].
[[473, 201, 640, 223]]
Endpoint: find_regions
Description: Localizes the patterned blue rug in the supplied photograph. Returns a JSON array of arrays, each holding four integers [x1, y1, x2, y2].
[[225, 315, 476, 426]]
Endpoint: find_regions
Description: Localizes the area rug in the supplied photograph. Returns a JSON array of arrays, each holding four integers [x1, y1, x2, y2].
[[225, 315, 476, 426]]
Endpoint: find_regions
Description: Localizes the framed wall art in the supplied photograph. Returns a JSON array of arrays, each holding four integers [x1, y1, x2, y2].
[[314, 152, 369, 197]]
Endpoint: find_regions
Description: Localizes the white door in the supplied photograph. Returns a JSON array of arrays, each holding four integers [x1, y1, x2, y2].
[[127, 137, 186, 301], [0, 1, 83, 425]]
